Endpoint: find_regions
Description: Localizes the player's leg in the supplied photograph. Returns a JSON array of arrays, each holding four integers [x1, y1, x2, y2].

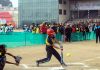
[[36, 46, 52, 66], [51, 48, 61, 63], [51, 48, 67, 66]]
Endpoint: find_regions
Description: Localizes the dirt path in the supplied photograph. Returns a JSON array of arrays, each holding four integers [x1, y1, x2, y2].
[[4, 40, 100, 70]]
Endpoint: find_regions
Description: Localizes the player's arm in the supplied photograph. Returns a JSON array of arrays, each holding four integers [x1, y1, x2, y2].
[[54, 38, 61, 45], [54, 38, 63, 50], [6, 52, 22, 66], [6, 52, 16, 58], [52, 44, 60, 49], [47, 37, 60, 49], [52, 38, 61, 49], [6, 61, 18, 65]]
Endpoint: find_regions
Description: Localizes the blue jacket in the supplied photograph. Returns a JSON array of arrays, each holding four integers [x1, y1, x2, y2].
[[94, 26, 100, 30], [94, 26, 100, 34]]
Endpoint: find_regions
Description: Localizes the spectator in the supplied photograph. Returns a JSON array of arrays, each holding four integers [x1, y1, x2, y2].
[[8, 24, 14, 32], [88, 24, 93, 32], [76, 25, 80, 32], [40, 23, 47, 34], [82, 26, 86, 40], [4, 24, 9, 33], [92, 24, 96, 32], [1, 25, 5, 32], [72, 25, 76, 33], [51, 23, 58, 34], [32, 25, 36, 33], [29, 25, 33, 32], [0, 28, 3, 32], [59, 23, 65, 42], [35, 24, 40, 33], [65, 24, 72, 42], [85, 24, 90, 40], [94, 23, 100, 43], [23, 24, 29, 32]]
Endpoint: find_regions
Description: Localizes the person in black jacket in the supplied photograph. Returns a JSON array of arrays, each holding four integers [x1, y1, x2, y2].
[[65, 24, 72, 42], [94, 23, 100, 43], [85, 24, 90, 40], [51, 23, 58, 34], [59, 24, 65, 42]]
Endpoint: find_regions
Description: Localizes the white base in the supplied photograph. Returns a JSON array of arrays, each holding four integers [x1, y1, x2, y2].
[[50, 66, 65, 70]]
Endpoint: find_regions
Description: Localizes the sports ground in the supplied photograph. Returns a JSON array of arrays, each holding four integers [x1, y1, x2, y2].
[[4, 40, 100, 70]]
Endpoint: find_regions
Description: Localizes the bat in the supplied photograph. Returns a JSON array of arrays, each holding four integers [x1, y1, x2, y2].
[[60, 45, 63, 64]]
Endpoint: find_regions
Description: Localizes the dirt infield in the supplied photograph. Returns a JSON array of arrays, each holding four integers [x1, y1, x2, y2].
[[4, 40, 100, 70]]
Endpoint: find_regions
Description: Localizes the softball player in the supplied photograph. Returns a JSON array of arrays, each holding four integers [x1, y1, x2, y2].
[[36, 28, 66, 67], [0, 44, 22, 70]]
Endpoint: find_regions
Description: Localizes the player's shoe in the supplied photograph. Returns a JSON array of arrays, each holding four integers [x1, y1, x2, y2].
[[15, 56, 22, 65], [61, 62, 67, 66], [36, 61, 39, 67]]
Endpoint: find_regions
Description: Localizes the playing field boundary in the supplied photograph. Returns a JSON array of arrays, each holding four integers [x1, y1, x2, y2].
[[20, 62, 89, 69]]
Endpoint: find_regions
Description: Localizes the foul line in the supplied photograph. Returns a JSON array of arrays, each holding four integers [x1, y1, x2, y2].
[[20, 62, 89, 69], [21, 64, 29, 69]]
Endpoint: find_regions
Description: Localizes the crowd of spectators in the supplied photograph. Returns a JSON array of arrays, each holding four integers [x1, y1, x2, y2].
[[0, 24, 14, 33], [22, 20, 100, 42], [23, 21, 97, 33], [0, 20, 99, 43]]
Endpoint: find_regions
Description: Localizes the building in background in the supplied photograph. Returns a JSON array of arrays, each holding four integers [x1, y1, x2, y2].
[[19, 0, 100, 27], [0, 7, 18, 27], [18, 0, 70, 27], [0, 0, 18, 27], [69, 0, 100, 21], [0, 0, 18, 28]]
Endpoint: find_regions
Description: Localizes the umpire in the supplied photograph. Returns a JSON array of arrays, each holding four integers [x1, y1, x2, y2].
[[95, 23, 100, 43]]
